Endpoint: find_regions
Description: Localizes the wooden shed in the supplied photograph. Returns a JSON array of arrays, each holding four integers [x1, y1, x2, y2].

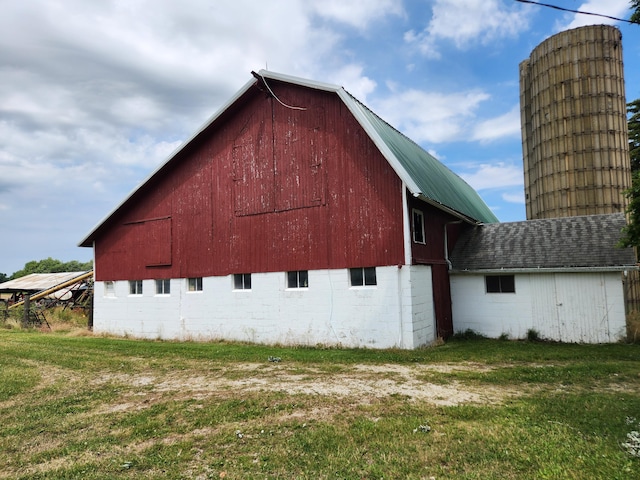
[[79, 70, 497, 348]]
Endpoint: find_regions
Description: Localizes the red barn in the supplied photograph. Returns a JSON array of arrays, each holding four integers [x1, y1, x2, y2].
[[80, 70, 497, 348]]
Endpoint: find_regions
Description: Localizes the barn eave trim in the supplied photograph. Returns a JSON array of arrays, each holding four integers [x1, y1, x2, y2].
[[414, 194, 483, 225], [451, 266, 639, 275]]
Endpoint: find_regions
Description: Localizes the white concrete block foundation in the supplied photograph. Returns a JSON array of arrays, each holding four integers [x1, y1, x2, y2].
[[93, 266, 437, 349]]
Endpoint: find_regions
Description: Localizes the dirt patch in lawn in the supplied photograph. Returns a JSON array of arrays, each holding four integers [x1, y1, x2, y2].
[[94, 362, 519, 411]]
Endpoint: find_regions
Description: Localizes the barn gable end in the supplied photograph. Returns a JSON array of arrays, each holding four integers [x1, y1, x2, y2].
[[87, 78, 416, 281]]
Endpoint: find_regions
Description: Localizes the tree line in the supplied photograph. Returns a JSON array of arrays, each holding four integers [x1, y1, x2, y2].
[[0, 258, 93, 283]]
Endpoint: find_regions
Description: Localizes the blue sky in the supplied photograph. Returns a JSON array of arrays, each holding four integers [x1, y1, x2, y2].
[[1, 0, 639, 276]]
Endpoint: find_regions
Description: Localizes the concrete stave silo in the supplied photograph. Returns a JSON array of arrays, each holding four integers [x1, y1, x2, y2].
[[520, 25, 631, 220]]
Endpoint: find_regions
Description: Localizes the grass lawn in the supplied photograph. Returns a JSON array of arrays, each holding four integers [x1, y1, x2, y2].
[[0, 328, 639, 479]]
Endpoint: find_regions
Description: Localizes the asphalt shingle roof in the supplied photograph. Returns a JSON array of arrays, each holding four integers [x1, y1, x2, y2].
[[449, 213, 637, 271]]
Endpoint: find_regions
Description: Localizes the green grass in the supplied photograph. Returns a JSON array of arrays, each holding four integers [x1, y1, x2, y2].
[[1, 330, 639, 479]]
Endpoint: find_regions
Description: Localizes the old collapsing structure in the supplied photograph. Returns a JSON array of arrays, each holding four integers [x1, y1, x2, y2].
[[520, 25, 631, 220]]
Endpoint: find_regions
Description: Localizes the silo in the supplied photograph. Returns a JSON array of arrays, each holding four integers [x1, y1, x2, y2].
[[520, 25, 631, 220]]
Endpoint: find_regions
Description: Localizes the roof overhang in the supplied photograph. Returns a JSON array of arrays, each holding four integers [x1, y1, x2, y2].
[[451, 266, 639, 275], [415, 194, 481, 225]]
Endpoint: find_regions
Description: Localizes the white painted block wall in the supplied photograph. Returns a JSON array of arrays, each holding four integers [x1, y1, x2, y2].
[[408, 266, 436, 345], [450, 271, 627, 343], [93, 265, 437, 349]]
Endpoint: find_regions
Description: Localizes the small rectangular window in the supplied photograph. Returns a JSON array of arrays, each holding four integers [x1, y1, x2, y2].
[[155, 279, 170, 295], [350, 267, 377, 286], [129, 280, 143, 295], [412, 209, 425, 244], [187, 277, 203, 292], [485, 275, 515, 293], [287, 270, 308, 288], [104, 281, 115, 297], [234, 273, 252, 290]]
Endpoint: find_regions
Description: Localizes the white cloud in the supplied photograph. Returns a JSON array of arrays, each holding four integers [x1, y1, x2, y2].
[[405, 0, 530, 58], [404, 29, 440, 60], [373, 89, 491, 143], [559, 0, 631, 30], [502, 191, 526, 204], [312, 0, 405, 31], [427, 148, 443, 160], [326, 64, 378, 103], [0, 0, 381, 194], [459, 162, 523, 191], [471, 105, 521, 143]]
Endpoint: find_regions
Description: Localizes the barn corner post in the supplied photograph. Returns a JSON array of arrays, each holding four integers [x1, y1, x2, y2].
[[88, 291, 94, 331], [1, 300, 7, 324], [22, 293, 30, 328]]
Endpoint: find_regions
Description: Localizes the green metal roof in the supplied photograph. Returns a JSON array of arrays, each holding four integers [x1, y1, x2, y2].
[[343, 92, 499, 224]]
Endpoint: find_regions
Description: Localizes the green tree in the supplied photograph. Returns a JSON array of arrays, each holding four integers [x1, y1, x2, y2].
[[621, 173, 640, 248], [620, 2, 640, 245], [10, 258, 93, 280], [0, 273, 8, 283], [620, 100, 640, 247], [630, 99, 640, 171], [632, 0, 640, 24]]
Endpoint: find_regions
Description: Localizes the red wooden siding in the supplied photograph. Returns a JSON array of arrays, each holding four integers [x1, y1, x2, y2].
[[94, 81, 406, 281], [124, 216, 172, 267], [407, 196, 463, 339], [408, 196, 463, 266], [232, 106, 275, 215]]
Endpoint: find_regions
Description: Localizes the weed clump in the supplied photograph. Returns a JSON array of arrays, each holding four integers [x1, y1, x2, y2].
[[526, 328, 542, 342], [451, 329, 486, 340], [0, 306, 88, 333]]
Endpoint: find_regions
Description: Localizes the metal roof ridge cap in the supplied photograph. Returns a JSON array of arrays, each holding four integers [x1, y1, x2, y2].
[[257, 69, 342, 92], [335, 89, 422, 195], [78, 76, 260, 247]]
